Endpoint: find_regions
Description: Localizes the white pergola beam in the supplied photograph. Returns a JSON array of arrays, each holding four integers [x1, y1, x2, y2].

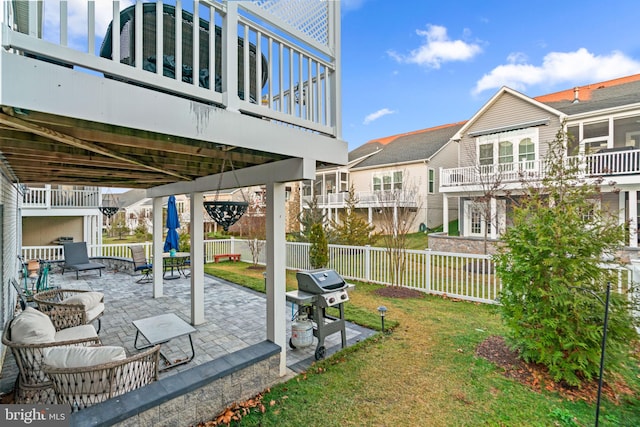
[[147, 157, 316, 198]]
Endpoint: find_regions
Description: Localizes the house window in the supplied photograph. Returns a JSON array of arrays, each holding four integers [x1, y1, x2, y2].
[[373, 176, 382, 191], [519, 138, 535, 169], [477, 128, 538, 171], [428, 168, 435, 194], [479, 143, 493, 165], [373, 171, 403, 192], [498, 140, 513, 172]]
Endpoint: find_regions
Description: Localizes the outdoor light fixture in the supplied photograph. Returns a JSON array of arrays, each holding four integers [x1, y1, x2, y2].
[[377, 305, 387, 332]]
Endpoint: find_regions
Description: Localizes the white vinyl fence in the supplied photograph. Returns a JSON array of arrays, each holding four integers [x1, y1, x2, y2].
[[22, 238, 636, 305]]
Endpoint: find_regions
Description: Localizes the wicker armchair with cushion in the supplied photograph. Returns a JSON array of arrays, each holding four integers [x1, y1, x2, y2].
[[44, 344, 160, 411], [1, 307, 101, 404], [33, 289, 104, 334]]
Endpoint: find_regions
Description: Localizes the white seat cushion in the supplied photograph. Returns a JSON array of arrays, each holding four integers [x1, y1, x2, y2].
[[43, 346, 126, 369], [54, 324, 98, 342], [85, 302, 105, 322], [61, 291, 104, 309], [10, 307, 56, 344]]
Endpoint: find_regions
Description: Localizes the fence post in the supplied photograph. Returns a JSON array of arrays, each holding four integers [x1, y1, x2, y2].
[[425, 248, 431, 292], [364, 245, 371, 282], [231, 236, 235, 254]]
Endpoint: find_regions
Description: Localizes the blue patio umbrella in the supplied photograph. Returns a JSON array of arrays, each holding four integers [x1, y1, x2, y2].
[[163, 195, 180, 252]]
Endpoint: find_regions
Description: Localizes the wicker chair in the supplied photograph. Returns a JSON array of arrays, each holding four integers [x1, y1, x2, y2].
[[2, 312, 101, 404], [44, 345, 160, 411], [33, 289, 104, 334]]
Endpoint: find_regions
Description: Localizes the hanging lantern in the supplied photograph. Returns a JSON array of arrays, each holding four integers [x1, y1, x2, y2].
[[204, 201, 248, 231]]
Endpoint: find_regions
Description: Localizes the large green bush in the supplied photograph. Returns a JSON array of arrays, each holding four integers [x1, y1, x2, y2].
[[494, 127, 638, 387]]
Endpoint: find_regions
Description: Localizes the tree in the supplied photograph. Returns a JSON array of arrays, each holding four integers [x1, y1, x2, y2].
[[330, 185, 376, 246], [494, 126, 638, 387], [237, 201, 266, 267], [308, 222, 329, 269], [297, 195, 326, 242], [376, 173, 421, 286], [110, 212, 130, 240]]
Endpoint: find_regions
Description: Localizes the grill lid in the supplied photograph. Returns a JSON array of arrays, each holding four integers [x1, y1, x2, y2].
[[296, 269, 346, 294]]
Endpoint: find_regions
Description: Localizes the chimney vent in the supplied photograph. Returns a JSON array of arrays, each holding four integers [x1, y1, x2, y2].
[[573, 87, 580, 103]]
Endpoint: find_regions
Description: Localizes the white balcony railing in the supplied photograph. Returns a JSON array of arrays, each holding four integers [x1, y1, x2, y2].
[[441, 149, 640, 187], [2, 1, 339, 137], [302, 190, 418, 208], [23, 187, 100, 209]]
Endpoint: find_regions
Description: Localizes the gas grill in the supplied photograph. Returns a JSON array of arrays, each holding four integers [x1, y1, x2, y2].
[[285, 269, 354, 360]]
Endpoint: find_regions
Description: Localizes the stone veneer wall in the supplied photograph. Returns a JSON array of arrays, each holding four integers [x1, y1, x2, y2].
[[72, 341, 281, 427], [428, 232, 640, 264], [428, 233, 498, 255]]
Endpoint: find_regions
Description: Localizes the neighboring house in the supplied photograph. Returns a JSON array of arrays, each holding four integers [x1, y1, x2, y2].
[[439, 74, 640, 252], [21, 184, 102, 248], [301, 122, 464, 233]]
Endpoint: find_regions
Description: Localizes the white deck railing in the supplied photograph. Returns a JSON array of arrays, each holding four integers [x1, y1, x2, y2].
[[302, 190, 418, 208], [3, 0, 339, 137], [441, 149, 640, 187], [22, 187, 100, 209], [22, 239, 637, 305]]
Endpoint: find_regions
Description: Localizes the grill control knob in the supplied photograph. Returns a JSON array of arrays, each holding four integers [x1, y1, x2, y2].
[[340, 293, 347, 300], [328, 297, 335, 304]]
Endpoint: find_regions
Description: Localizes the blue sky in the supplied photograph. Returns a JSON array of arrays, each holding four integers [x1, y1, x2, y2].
[[340, 0, 640, 150]]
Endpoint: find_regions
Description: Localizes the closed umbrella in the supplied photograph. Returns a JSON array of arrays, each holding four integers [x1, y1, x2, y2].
[[163, 195, 180, 252]]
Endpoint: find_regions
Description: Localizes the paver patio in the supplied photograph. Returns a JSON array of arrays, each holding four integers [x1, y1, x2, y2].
[[1, 268, 374, 396]]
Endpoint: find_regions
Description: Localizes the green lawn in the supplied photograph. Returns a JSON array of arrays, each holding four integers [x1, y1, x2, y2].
[[204, 262, 640, 427]]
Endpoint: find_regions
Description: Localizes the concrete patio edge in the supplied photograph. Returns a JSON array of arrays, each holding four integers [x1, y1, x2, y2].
[[70, 340, 281, 427]]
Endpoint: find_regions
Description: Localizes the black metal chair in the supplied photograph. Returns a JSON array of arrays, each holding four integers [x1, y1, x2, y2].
[[129, 246, 152, 284]]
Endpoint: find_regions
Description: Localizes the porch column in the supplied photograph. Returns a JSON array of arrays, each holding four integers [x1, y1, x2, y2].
[[630, 191, 638, 248], [442, 195, 449, 234], [190, 191, 205, 325], [490, 197, 497, 240], [266, 181, 287, 376], [152, 197, 163, 297]]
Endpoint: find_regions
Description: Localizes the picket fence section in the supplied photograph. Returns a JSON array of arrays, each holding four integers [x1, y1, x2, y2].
[[22, 238, 636, 305]]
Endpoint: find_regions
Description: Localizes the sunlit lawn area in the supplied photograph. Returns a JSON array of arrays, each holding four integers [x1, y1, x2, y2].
[[204, 261, 640, 427]]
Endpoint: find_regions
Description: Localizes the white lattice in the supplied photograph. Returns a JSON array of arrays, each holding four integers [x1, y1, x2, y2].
[[253, 0, 329, 47]]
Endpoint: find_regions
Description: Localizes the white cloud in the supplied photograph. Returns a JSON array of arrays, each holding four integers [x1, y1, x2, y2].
[[388, 24, 482, 69], [363, 108, 396, 125], [473, 48, 640, 94]]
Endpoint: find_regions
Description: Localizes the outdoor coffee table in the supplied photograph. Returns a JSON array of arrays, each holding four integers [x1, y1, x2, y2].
[[133, 313, 197, 371]]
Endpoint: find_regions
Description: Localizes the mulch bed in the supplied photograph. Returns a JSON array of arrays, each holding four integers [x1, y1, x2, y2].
[[373, 286, 425, 299], [475, 335, 636, 404]]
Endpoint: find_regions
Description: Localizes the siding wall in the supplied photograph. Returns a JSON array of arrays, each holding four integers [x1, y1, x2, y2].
[[459, 93, 562, 167], [0, 171, 19, 363]]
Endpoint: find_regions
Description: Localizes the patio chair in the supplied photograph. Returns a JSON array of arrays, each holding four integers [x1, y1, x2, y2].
[[10, 278, 35, 311], [44, 344, 160, 411], [33, 289, 104, 334], [129, 245, 152, 283], [61, 242, 106, 279], [2, 307, 101, 404]]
